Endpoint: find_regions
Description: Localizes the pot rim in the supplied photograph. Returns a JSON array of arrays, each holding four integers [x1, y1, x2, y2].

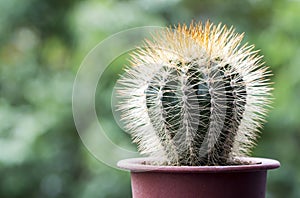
[[117, 157, 280, 173]]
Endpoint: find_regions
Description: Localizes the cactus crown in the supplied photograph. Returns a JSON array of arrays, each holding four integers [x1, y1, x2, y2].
[[117, 21, 272, 166]]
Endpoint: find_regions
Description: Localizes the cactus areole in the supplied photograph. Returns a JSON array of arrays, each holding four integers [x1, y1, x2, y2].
[[117, 21, 273, 166]]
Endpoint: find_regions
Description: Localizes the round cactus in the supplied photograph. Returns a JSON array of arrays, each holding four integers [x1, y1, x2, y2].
[[117, 21, 272, 166]]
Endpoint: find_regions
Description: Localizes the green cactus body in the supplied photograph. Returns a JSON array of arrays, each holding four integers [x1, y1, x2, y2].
[[117, 21, 272, 166], [144, 60, 247, 166]]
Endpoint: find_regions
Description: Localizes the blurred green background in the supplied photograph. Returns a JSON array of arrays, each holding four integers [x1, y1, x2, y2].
[[0, 0, 299, 197]]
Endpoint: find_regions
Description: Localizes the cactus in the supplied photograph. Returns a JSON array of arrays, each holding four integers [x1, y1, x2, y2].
[[117, 21, 272, 166]]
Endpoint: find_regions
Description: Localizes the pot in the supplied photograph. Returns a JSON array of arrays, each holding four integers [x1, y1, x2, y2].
[[118, 157, 280, 198]]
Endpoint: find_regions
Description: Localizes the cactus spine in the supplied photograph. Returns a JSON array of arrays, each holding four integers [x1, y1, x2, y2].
[[117, 21, 272, 166]]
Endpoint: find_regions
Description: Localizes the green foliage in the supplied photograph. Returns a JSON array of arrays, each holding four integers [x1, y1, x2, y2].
[[0, 0, 299, 197]]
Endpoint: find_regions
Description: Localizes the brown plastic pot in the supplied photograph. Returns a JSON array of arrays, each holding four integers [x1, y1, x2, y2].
[[118, 157, 280, 198]]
